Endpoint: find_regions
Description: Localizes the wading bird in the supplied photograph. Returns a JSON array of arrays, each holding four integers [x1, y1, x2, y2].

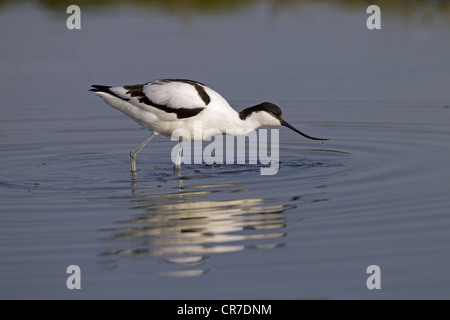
[[90, 79, 328, 173]]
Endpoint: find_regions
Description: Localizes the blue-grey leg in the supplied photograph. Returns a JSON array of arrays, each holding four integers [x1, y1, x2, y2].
[[174, 136, 183, 175], [130, 132, 158, 172]]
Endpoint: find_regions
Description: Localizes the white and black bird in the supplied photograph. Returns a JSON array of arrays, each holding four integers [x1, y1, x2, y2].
[[90, 79, 328, 173]]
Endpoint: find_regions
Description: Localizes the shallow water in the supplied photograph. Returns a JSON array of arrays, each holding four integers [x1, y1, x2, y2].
[[1, 1, 450, 299]]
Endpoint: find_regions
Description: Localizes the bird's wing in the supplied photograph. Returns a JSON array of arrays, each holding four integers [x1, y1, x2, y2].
[[103, 79, 209, 120], [144, 79, 211, 109]]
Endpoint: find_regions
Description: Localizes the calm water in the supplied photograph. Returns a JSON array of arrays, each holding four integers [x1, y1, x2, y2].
[[1, 1, 450, 299]]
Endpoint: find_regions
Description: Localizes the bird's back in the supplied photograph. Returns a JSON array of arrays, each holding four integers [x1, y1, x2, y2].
[[90, 79, 238, 138]]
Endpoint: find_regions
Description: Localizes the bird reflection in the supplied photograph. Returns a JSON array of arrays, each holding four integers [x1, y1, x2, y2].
[[99, 179, 288, 277]]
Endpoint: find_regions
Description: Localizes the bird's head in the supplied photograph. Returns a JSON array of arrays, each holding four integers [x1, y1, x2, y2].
[[239, 102, 329, 141]]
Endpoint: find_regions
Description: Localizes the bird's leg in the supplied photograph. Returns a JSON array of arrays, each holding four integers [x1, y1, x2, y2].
[[174, 136, 183, 176], [130, 132, 157, 173]]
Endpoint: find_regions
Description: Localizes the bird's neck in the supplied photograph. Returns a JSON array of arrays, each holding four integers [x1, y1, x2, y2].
[[222, 108, 262, 136], [238, 105, 261, 122]]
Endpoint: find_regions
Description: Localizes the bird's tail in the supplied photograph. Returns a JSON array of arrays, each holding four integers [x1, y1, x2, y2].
[[89, 85, 112, 93]]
